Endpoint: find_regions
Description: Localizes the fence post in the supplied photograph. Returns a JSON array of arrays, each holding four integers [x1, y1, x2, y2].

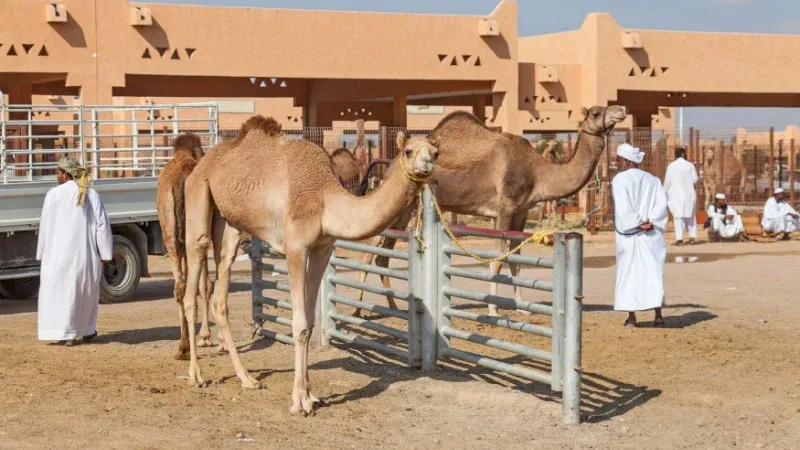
[[379, 126, 388, 160], [778, 139, 784, 191], [550, 234, 567, 392], [718, 140, 725, 197], [318, 263, 336, 347], [251, 237, 263, 330], [562, 232, 584, 425], [421, 185, 439, 369], [769, 127, 775, 195], [436, 219, 452, 362], [688, 127, 695, 161], [408, 235, 424, 369], [791, 139, 796, 206], [91, 108, 99, 179]]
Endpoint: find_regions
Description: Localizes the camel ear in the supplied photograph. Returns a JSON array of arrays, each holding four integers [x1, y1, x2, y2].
[[396, 132, 407, 151], [580, 107, 589, 118]]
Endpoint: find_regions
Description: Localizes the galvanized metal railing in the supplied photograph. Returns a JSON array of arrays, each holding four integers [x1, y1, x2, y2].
[[250, 186, 584, 424], [1, 103, 219, 183]]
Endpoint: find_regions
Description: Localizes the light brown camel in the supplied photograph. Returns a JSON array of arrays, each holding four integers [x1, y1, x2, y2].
[[329, 120, 369, 193], [703, 147, 719, 206], [352, 105, 626, 317], [156, 133, 212, 359], [181, 118, 437, 415]]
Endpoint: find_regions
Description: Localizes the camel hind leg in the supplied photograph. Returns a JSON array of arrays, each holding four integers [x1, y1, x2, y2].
[[161, 191, 191, 360], [181, 179, 214, 386], [213, 219, 261, 389], [196, 256, 213, 348]]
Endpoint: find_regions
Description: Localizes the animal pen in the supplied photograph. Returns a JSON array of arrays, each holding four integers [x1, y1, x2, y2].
[[251, 187, 585, 424]]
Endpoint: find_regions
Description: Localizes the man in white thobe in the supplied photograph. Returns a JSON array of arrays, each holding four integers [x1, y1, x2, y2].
[[37, 157, 113, 345], [612, 144, 669, 327], [663, 147, 699, 246], [761, 188, 799, 240], [705, 193, 746, 242]]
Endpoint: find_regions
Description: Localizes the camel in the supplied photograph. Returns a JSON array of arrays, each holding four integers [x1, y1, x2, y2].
[[703, 147, 719, 206], [156, 133, 213, 359], [180, 116, 437, 415], [352, 105, 626, 317], [329, 120, 370, 193]]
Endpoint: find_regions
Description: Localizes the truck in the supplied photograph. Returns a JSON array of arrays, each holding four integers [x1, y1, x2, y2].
[[0, 102, 219, 302]]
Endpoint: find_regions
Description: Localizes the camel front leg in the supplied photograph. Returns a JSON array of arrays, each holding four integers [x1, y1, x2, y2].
[[488, 215, 512, 317], [214, 221, 261, 390], [508, 211, 532, 315], [286, 245, 332, 415]]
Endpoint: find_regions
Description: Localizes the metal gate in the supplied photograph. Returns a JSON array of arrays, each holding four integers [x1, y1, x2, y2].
[[250, 186, 584, 424], [1, 102, 219, 183]]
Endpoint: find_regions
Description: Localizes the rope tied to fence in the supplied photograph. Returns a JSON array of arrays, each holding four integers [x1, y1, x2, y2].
[[398, 144, 554, 263]]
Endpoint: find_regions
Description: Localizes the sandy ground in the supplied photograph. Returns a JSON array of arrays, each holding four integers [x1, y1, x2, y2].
[[1, 235, 800, 449]]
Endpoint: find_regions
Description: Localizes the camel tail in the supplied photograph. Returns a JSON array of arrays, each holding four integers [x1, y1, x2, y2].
[[172, 180, 187, 268], [355, 159, 393, 196]]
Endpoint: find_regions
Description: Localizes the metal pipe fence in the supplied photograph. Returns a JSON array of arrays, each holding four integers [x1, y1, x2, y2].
[[250, 185, 584, 424], [1, 103, 219, 183]]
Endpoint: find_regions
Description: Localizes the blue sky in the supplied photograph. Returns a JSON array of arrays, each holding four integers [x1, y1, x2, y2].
[[158, 0, 800, 129]]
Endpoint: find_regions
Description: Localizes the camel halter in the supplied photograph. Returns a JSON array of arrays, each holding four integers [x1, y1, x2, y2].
[[398, 145, 553, 262]]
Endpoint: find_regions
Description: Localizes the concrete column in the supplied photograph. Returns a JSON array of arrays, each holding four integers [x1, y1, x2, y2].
[[473, 95, 487, 122], [7, 83, 33, 118], [392, 95, 407, 128]]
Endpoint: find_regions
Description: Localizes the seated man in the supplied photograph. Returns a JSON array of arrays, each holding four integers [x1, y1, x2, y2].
[[761, 188, 800, 240], [704, 193, 746, 242]]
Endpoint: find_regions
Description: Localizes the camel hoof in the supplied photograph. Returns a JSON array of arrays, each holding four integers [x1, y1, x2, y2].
[[197, 337, 214, 347], [217, 344, 229, 353], [241, 377, 262, 390], [187, 376, 207, 388], [174, 352, 190, 361], [290, 391, 320, 416]]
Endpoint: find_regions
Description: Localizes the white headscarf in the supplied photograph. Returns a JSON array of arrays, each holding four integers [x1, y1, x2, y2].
[[774, 187, 785, 195], [715, 193, 725, 200], [616, 143, 644, 164]]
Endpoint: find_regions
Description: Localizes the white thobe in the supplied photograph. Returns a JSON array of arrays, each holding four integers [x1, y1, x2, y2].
[[612, 169, 669, 312], [36, 181, 113, 341], [706, 204, 744, 238], [761, 198, 799, 234], [664, 158, 699, 240]]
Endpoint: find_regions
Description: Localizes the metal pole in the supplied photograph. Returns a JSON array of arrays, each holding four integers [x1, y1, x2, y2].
[[132, 109, 139, 174], [1, 104, 7, 184], [318, 263, 336, 347], [150, 106, 156, 174], [78, 105, 85, 169], [778, 140, 784, 191], [719, 140, 725, 198], [562, 232, 583, 425], [407, 234, 424, 369], [421, 185, 439, 370], [251, 237, 263, 331], [436, 219, 452, 364], [27, 109, 33, 181], [173, 106, 179, 137], [91, 109, 99, 179], [688, 127, 694, 162], [550, 234, 566, 392], [769, 127, 775, 195], [791, 139, 796, 206]]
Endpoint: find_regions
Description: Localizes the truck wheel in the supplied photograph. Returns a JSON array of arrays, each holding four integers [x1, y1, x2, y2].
[[100, 235, 141, 304], [0, 277, 40, 300]]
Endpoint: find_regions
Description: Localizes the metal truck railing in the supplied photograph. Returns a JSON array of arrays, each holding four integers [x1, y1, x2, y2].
[[251, 186, 584, 424], [1, 103, 219, 183]]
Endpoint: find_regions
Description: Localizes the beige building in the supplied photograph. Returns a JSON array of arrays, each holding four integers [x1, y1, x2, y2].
[[2, 0, 800, 133]]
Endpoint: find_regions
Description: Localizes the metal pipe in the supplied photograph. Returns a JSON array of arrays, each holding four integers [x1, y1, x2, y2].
[[330, 313, 409, 341], [442, 245, 554, 269], [407, 234, 423, 369], [328, 274, 410, 301], [1, 103, 6, 184], [550, 234, 567, 392], [251, 237, 263, 328], [421, 185, 440, 369], [562, 232, 583, 425], [447, 224, 535, 241], [328, 293, 409, 320], [319, 265, 336, 346], [442, 326, 552, 362], [257, 262, 288, 275], [442, 307, 552, 338], [253, 295, 292, 311], [441, 348, 552, 385], [329, 256, 409, 281], [443, 265, 553, 292], [327, 329, 409, 360], [334, 240, 408, 261], [254, 279, 291, 294], [257, 328, 294, 345], [254, 312, 292, 328], [380, 229, 410, 241], [435, 220, 452, 364], [91, 109, 99, 178], [27, 109, 32, 182], [442, 287, 554, 316]]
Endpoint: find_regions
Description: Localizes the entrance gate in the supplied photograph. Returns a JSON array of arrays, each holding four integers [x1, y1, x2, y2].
[[250, 187, 584, 424]]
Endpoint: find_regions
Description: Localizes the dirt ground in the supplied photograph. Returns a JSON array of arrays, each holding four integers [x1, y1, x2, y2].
[[2, 235, 800, 450]]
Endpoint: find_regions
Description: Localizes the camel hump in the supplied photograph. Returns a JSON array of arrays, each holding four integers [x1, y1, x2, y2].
[[432, 110, 487, 133], [239, 115, 283, 138], [172, 132, 202, 156]]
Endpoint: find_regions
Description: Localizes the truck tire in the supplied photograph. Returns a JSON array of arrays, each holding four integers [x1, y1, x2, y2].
[[100, 235, 141, 304], [0, 277, 40, 300]]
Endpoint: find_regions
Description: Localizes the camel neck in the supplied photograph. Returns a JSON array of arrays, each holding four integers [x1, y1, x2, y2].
[[531, 131, 606, 202]]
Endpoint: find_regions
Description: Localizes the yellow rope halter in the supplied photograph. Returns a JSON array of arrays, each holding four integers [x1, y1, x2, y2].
[[398, 144, 553, 263]]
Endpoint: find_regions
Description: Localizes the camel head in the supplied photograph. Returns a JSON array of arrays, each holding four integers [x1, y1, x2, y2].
[[705, 147, 715, 162], [172, 132, 204, 160], [579, 105, 627, 136], [396, 132, 438, 179]]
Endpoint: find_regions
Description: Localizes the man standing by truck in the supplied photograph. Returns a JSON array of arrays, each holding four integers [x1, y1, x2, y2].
[[36, 157, 113, 346]]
